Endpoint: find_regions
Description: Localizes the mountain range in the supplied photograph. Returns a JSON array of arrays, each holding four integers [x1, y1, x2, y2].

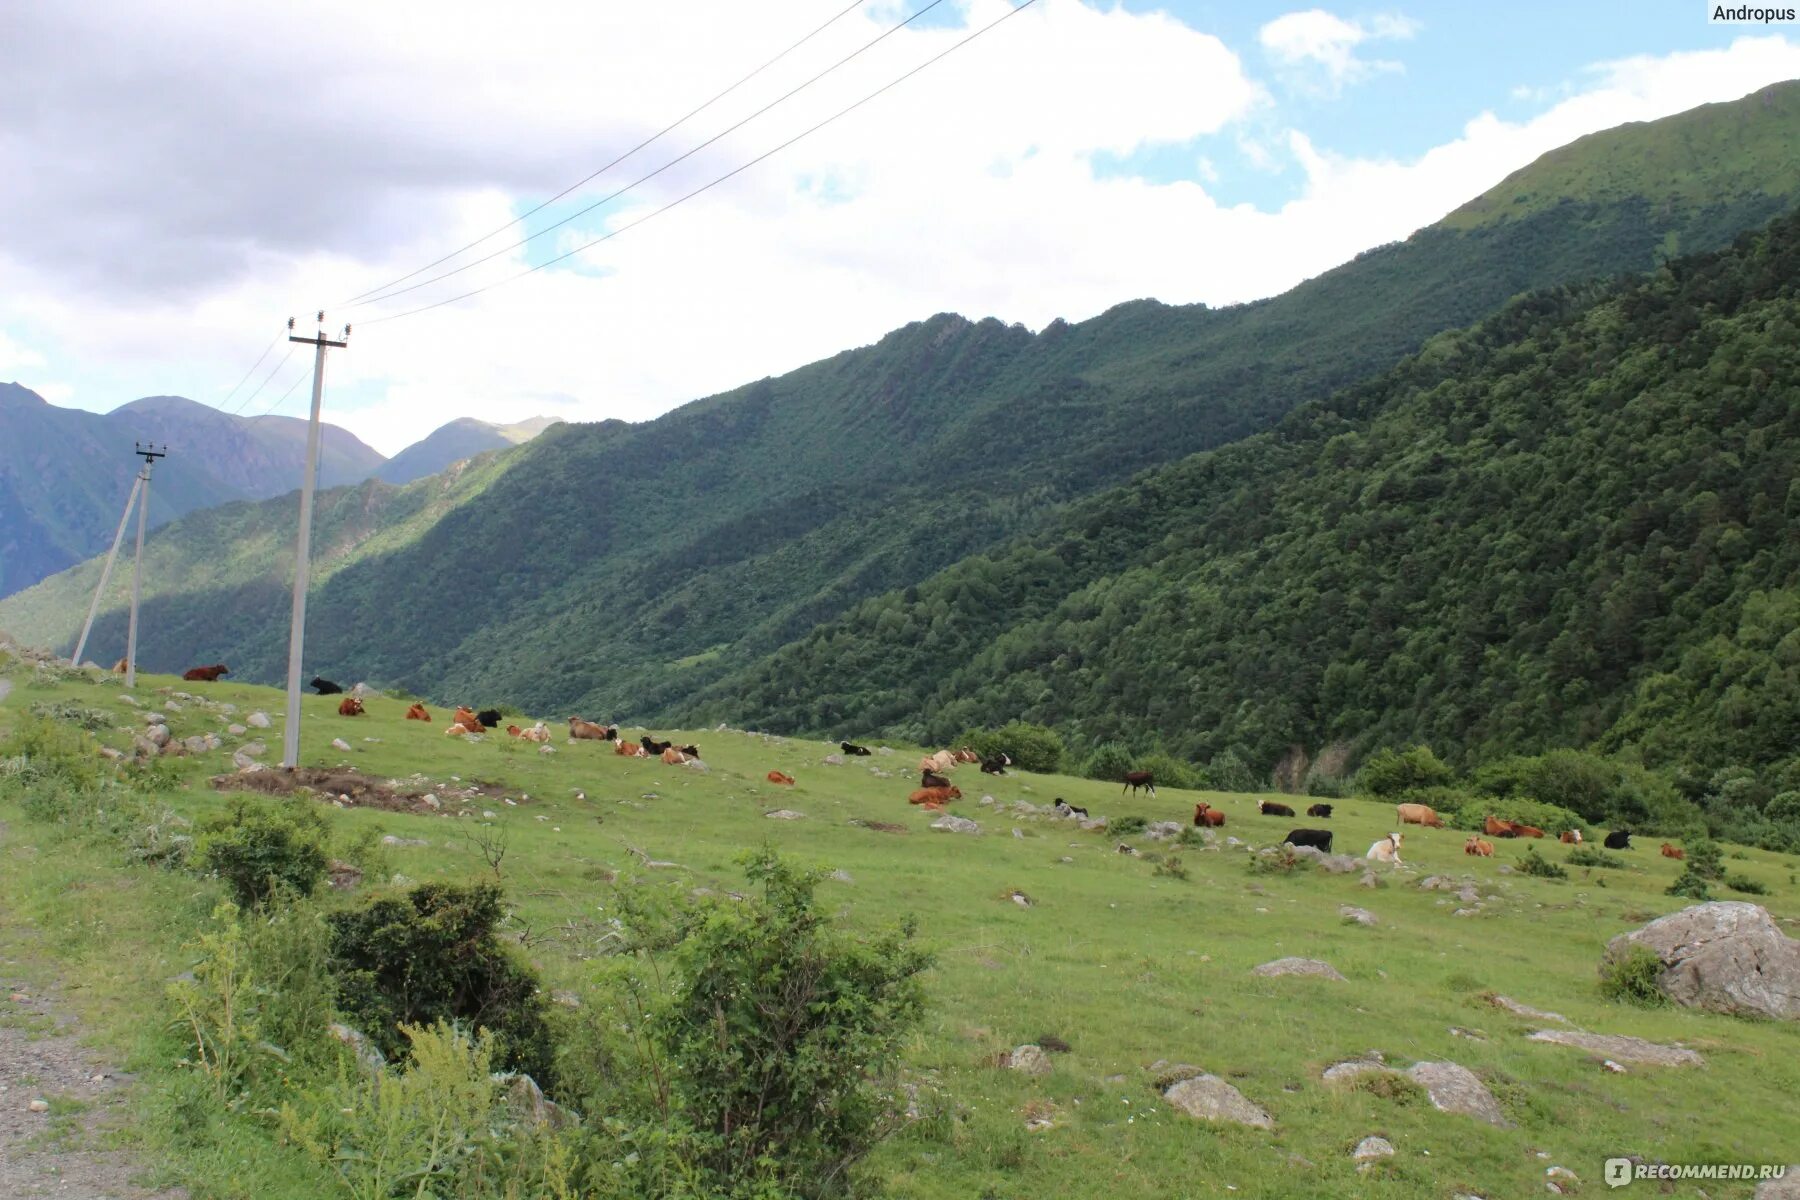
[[4, 80, 1797, 787]]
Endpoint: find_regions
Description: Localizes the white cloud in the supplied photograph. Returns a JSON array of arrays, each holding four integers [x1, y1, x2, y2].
[[1259, 8, 1421, 94]]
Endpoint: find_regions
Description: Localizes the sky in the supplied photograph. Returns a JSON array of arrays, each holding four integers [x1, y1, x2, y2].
[[2, 1, 1797, 455]]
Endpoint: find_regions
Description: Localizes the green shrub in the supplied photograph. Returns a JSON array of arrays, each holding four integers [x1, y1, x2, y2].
[[1137, 753, 1201, 792], [1518, 846, 1567, 879], [1665, 868, 1713, 900], [956, 721, 1066, 773], [1599, 944, 1667, 1007], [1081, 741, 1136, 783], [1684, 837, 1725, 881], [1724, 873, 1768, 895], [197, 797, 329, 908], [1303, 765, 1350, 798], [1108, 815, 1148, 837], [27, 700, 112, 732], [1205, 749, 1259, 794], [1151, 854, 1189, 881], [327, 881, 556, 1087], [1358, 745, 1454, 797], [1248, 846, 1304, 875], [1567, 846, 1624, 869], [0, 716, 105, 817], [1448, 796, 1585, 837]]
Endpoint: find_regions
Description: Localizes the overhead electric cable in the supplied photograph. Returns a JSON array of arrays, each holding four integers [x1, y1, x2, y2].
[[247, 362, 312, 421], [343, 0, 875, 306], [227, 346, 299, 417], [216, 333, 282, 413], [351, 0, 950, 310], [362, 0, 1041, 328]]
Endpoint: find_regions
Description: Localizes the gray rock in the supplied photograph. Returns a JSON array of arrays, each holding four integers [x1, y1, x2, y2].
[[1340, 905, 1378, 926], [1006, 1045, 1053, 1077], [1352, 1135, 1395, 1162], [1162, 1075, 1274, 1129], [1404, 1061, 1509, 1126], [144, 722, 171, 748], [496, 1072, 578, 1129], [142, 711, 166, 725], [331, 737, 352, 752], [1418, 875, 1458, 891], [1359, 870, 1382, 888], [1146, 821, 1184, 840], [227, 723, 247, 736], [1251, 957, 1345, 981], [821, 753, 845, 765], [247, 711, 271, 728], [1317, 853, 1360, 874], [238, 739, 267, 758], [1605, 902, 1800, 1020], [381, 835, 430, 848], [1525, 1029, 1703, 1066], [930, 814, 980, 834], [1321, 1060, 1390, 1085], [1490, 995, 1568, 1024], [328, 1022, 386, 1073], [764, 809, 805, 821], [1457, 885, 1481, 904], [1755, 1167, 1800, 1198]]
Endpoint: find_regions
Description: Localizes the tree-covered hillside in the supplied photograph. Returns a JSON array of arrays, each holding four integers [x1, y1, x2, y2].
[[687, 210, 1800, 797]]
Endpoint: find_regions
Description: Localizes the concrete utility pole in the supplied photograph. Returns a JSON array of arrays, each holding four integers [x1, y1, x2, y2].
[[122, 443, 166, 690], [71, 471, 145, 670], [281, 313, 350, 769]]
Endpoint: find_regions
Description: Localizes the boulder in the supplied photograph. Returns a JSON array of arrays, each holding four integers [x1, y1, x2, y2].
[[1352, 1136, 1395, 1162], [1340, 905, 1378, 927], [227, 723, 247, 736], [821, 753, 845, 765], [1755, 1168, 1800, 1199], [1251, 957, 1345, 981], [143, 722, 171, 748], [1162, 1075, 1273, 1129], [1404, 1061, 1508, 1126], [1604, 902, 1800, 1020], [1524, 1029, 1703, 1067], [1321, 1060, 1390, 1085], [331, 737, 352, 752], [247, 711, 272, 728], [1316, 853, 1360, 874], [1005, 1044, 1053, 1077], [930, 814, 980, 834], [381, 835, 430, 848], [326, 860, 364, 890], [1145, 821, 1184, 840], [764, 809, 805, 821]]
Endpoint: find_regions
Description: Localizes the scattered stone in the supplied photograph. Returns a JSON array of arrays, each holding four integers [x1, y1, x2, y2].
[[1162, 1075, 1274, 1129], [1146, 821, 1184, 840], [142, 711, 166, 725], [482, 810, 497, 819], [422, 794, 440, 810], [28, 1098, 50, 1113], [829, 869, 853, 884], [1317, 853, 1360, 874], [1352, 1136, 1395, 1163], [551, 990, 581, 1008], [764, 809, 805, 821], [1601, 1060, 1626, 1074], [1604, 902, 1800, 1020], [1525, 1029, 1703, 1067], [143, 723, 171, 748], [1419, 875, 1459, 892], [822, 753, 845, 765], [1340, 905, 1378, 926], [1754, 1167, 1800, 1198], [1546, 1166, 1578, 1185], [326, 860, 363, 890], [1251, 957, 1345, 981], [181, 734, 220, 754], [227, 723, 247, 735], [1452, 907, 1481, 918], [331, 737, 352, 752], [1005, 1045, 1053, 1077], [381, 835, 430, 848], [1457, 885, 1481, 904], [1490, 995, 1569, 1024], [1359, 870, 1381, 888], [1321, 1060, 1389, 1085], [247, 711, 271, 728], [931, 814, 980, 834], [328, 1022, 386, 1073], [1009, 890, 1032, 907], [1405, 1061, 1509, 1126], [497, 1072, 576, 1129]]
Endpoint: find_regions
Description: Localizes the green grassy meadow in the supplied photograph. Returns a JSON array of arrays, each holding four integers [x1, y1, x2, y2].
[[3, 661, 1798, 1198]]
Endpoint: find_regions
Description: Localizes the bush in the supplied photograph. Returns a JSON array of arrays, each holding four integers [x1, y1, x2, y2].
[[27, 700, 112, 732], [1666, 868, 1713, 900], [1358, 745, 1454, 797], [1206, 749, 1259, 794], [1137, 753, 1201, 792], [1724, 873, 1768, 895], [1599, 944, 1667, 1007], [1108, 815, 1148, 837], [956, 721, 1066, 773], [1247, 846, 1304, 875], [1151, 854, 1189, 881], [1567, 846, 1625, 869], [197, 797, 329, 908], [1471, 750, 1614, 822], [0, 716, 105, 817], [1303, 764, 1350, 798], [1448, 796, 1585, 837], [1081, 741, 1136, 783], [1684, 837, 1725, 881], [327, 881, 556, 1086], [1518, 846, 1567, 879]]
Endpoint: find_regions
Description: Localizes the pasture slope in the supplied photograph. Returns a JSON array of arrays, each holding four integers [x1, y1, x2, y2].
[[2, 660, 1798, 1198]]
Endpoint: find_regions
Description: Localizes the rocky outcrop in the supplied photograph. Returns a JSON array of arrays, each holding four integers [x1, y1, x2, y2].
[[1251, 957, 1345, 981], [1162, 1075, 1273, 1129], [1605, 902, 1800, 1020]]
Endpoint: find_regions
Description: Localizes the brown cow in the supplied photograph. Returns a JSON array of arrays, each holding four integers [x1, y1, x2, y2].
[[183, 664, 229, 682], [908, 785, 962, 808], [952, 748, 981, 764], [1193, 803, 1225, 827], [111, 657, 128, 673], [1464, 836, 1494, 857], [338, 696, 365, 716], [452, 706, 478, 728], [1123, 771, 1155, 797], [567, 717, 613, 740], [1395, 802, 1444, 828], [1559, 829, 1583, 844], [1661, 843, 1685, 860], [1485, 815, 1520, 838], [661, 746, 690, 765], [767, 771, 795, 785], [614, 739, 646, 757], [405, 702, 431, 722], [1514, 824, 1545, 839], [918, 750, 958, 775]]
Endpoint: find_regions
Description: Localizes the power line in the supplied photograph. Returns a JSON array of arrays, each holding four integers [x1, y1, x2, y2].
[[246, 362, 312, 420], [365, 0, 1041, 328], [352, 0, 950, 310], [343, 0, 874, 306], [216, 333, 282, 412], [227, 346, 298, 418]]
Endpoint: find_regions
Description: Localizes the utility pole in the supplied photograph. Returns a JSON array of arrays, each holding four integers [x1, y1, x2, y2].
[[281, 313, 350, 769], [72, 470, 145, 670], [122, 443, 166, 690]]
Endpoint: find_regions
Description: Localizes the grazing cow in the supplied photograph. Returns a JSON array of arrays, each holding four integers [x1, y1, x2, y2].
[[952, 748, 981, 765], [1365, 832, 1405, 865], [908, 785, 962, 808], [920, 769, 952, 790], [476, 709, 502, 729], [641, 736, 672, 755], [405, 703, 431, 722], [1306, 803, 1333, 818], [615, 739, 646, 757], [567, 717, 613, 740], [1464, 836, 1494, 857], [338, 696, 365, 716], [1661, 843, 1685, 860], [1123, 771, 1156, 797], [1514, 824, 1546, 839], [1395, 802, 1445, 828], [980, 756, 1009, 775], [1604, 829, 1633, 850], [1485, 815, 1522, 839], [661, 746, 690, 765], [1284, 828, 1333, 853], [111, 657, 128, 673], [183, 664, 230, 682], [767, 771, 795, 785], [1193, 803, 1225, 827], [841, 741, 872, 757], [310, 676, 343, 695], [1560, 829, 1583, 845], [1259, 800, 1296, 817], [1054, 798, 1089, 820]]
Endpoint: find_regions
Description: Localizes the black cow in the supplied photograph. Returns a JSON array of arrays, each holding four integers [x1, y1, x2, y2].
[[1603, 829, 1633, 850], [1284, 828, 1333, 852], [1306, 803, 1334, 818], [1054, 798, 1089, 819], [309, 676, 343, 695], [841, 741, 873, 756], [921, 769, 951, 790], [980, 755, 1009, 775], [642, 736, 673, 755], [679, 744, 700, 758], [1260, 801, 1296, 817], [476, 708, 502, 729]]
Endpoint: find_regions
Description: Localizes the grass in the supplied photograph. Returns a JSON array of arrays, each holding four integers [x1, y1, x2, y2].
[[4, 662, 1799, 1198]]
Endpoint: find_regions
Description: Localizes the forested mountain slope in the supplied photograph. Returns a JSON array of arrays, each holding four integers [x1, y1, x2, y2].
[[5, 83, 1799, 716], [687, 210, 1800, 786]]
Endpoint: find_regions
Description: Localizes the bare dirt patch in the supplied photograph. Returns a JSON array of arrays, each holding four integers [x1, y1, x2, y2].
[[209, 767, 524, 815]]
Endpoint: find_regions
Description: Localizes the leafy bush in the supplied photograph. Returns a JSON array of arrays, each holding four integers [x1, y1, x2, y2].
[[1567, 846, 1624, 869], [1205, 749, 1259, 794], [1684, 837, 1725, 881], [197, 797, 329, 908], [1599, 944, 1667, 1007], [1302, 764, 1350, 798], [1518, 846, 1567, 879], [1724, 872, 1768, 895], [1357, 745, 1454, 797], [1247, 846, 1304, 875], [1471, 750, 1616, 822], [1108, 815, 1147, 837], [1665, 868, 1713, 900], [1151, 854, 1189, 881], [0, 716, 105, 818], [956, 721, 1066, 773], [27, 700, 112, 732], [1137, 753, 1202, 792], [1448, 796, 1585, 837], [1081, 741, 1136, 783], [327, 881, 556, 1086]]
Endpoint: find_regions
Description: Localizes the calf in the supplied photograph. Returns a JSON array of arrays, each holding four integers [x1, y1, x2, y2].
[[310, 676, 343, 695], [1054, 798, 1089, 820], [405, 702, 431, 721], [908, 785, 962, 808], [1306, 803, 1333, 818], [1123, 771, 1156, 797], [1259, 800, 1296, 818], [767, 771, 796, 785], [567, 717, 613, 740], [1559, 829, 1583, 845], [920, 769, 952, 790], [1464, 836, 1494, 857], [840, 741, 873, 756], [183, 663, 230, 682], [451, 706, 478, 730], [1284, 828, 1333, 853], [1365, 832, 1405, 865], [338, 696, 365, 716], [476, 709, 502, 729], [1193, 803, 1224, 827], [1395, 802, 1444, 828], [1661, 843, 1685, 860], [1604, 829, 1633, 850]]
